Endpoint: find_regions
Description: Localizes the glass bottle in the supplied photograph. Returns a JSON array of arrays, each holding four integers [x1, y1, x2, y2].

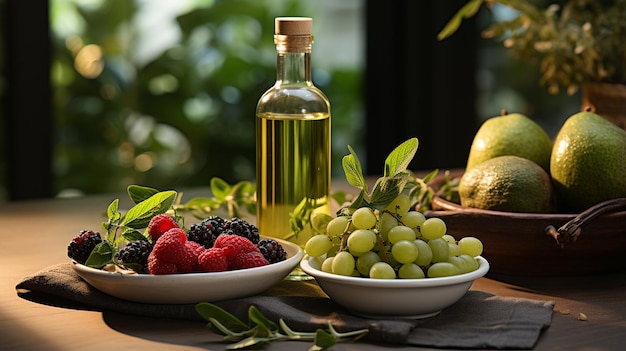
[[256, 17, 331, 247]]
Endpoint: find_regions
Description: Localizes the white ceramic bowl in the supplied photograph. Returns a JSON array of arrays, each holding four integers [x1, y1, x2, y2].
[[72, 237, 303, 304], [300, 256, 489, 319]]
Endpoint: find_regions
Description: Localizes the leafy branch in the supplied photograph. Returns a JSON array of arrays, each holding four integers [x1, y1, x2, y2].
[[439, 0, 626, 93], [174, 177, 257, 220], [86, 186, 178, 268], [338, 137, 438, 215], [195, 302, 368, 350]]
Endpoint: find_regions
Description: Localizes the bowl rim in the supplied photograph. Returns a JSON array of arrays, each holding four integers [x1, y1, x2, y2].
[[300, 256, 489, 287]]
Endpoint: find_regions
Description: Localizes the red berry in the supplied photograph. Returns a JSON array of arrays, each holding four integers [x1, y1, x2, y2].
[[214, 234, 259, 256], [177, 248, 198, 273], [230, 251, 269, 270], [178, 241, 203, 273], [151, 228, 187, 263], [185, 240, 205, 256], [148, 254, 178, 275], [147, 214, 179, 242], [198, 248, 229, 272]]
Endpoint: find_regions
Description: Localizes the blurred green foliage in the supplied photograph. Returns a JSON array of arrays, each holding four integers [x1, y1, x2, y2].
[[50, 0, 363, 196]]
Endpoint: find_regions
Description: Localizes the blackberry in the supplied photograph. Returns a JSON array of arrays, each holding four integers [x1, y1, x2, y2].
[[257, 239, 287, 264], [187, 216, 226, 248], [67, 229, 103, 264], [115, 240, 153, 272], [223, 218, 260, 244]]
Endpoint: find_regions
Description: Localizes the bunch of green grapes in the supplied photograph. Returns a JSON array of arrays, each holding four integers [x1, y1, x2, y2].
[[304, 194, 484, 279]]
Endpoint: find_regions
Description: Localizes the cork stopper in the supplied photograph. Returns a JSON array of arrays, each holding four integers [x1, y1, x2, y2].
[[275, 17, 312, 36]]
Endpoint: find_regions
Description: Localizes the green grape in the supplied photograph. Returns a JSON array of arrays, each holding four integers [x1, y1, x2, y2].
[[458, 236, 484, 257], [427, 262, 461, 277], [314, 202, 483, 280], [321, 257, 334, 272], [326, 241, 340, 258], [428, 237, 450, 263], [332, 251, 356, 276], [420, 217, 447, 240], [448, 256, 470, 273], [326, 216, 350, 237], [304, 234, 333, 257], [413, 239, 433, 266], [402, 211, 426, 228], [369, 262, 396, 279], [348, 249, 369, 257], [347, 229, 377, 253], [448, 243, 462, 257], [391, 240, 419, 264], [356, 251, 381, 276], [352, 207, 377, 230], [388, 225, 416, 244], [398, 263, 425, 279], [379, 212, 398, 242], [385, 194, 411, 215], [442, 234, 456, 244], [458, 254, 479, 272]]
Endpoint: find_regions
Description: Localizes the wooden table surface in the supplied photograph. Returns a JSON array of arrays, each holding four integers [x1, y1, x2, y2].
[[1, 189, 625, 351]]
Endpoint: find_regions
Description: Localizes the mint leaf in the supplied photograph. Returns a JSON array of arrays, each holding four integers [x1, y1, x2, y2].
[[313, 329, 337, 349], [210, 177, 231, 201], [346, 190, 369, 211], [107, 199, 121, 222], [104, 199, 122, 242], [249, 305, 278, 333], [84, 241, 114, 268], [342, 146, 366, 190], [369, 171, 413, 209], [127, 185, 160, 204], [195, 302, 250, 334], [383, 137, 418, 177], [121, 229, 147, 242], [123, 190, 177, 229], [230, 180, 256, 202]]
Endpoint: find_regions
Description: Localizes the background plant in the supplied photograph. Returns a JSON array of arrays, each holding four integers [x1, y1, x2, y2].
[[440, 0, 626, 94], [49, 0, 362, 196]]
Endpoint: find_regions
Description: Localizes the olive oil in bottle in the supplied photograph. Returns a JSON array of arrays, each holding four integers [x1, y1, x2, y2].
[[256, 17, 331, 247]]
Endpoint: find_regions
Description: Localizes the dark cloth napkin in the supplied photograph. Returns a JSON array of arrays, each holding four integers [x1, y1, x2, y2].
[[16, 263, 555, 349]]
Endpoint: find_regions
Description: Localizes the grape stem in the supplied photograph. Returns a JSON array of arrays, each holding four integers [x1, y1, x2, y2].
[[376, 209, 402, 264], [545, 198, 626, 248], [338, 220, 352, 252]]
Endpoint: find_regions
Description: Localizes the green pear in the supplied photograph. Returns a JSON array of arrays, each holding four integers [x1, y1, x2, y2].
[[465, 111, 552, 172], [550, 111, 626, 212]]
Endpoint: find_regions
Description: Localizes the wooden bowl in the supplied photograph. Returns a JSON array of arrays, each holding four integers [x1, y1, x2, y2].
[[424, 171, 626, 276]]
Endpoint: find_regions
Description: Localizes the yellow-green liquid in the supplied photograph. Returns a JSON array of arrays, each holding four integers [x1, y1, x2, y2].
[[256, 112, 330, 247]]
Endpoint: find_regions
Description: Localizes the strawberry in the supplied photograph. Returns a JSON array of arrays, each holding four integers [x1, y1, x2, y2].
[[198, 248, 229, 272], [147, 214, 179, 242], [230, 251, 269, 270]]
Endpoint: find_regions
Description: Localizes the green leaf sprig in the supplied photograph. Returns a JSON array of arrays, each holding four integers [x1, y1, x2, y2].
[[339, 137, 437, 215], [174, 177, 256, 220], [195, 302, 368, 350], [84, 186, 178, 269]]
